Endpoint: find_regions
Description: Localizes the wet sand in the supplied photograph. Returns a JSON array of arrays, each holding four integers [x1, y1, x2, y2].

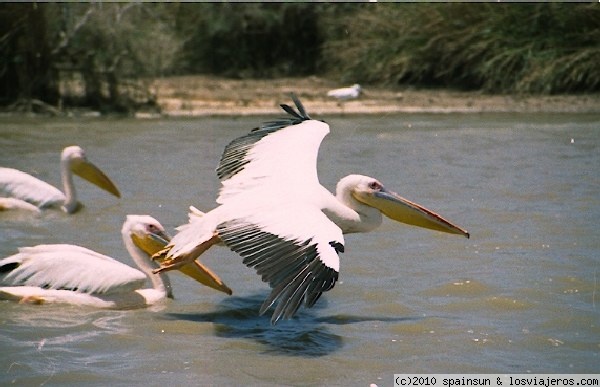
[[151, 75, 600, 117]]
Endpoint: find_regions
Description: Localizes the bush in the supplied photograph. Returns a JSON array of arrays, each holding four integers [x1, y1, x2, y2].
[[172, 3, 323, 78], [321, 3, 600, 93]]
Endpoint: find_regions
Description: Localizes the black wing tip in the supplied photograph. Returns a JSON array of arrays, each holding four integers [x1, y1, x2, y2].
[[273, 93, 311, 122], [280, 103, 302, 120], [258, 93, 324, 132], [289, 93, 310, 120], [0, 262, 19, 274]]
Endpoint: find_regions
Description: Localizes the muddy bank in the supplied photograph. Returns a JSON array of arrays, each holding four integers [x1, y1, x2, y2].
[[150, 75, 600, 117]]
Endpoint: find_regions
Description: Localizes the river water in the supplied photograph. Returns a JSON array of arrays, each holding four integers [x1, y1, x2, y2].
[[1, 112, 599, 385]]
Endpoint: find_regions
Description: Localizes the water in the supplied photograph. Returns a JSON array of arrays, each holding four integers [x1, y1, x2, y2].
[[1, 112, 599, 385]]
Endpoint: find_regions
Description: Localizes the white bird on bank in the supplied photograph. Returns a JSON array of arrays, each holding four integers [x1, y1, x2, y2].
[[0, 215, 231, 309], [327, 83, 362, 100], [153, 95, 469, 324], [0, 145, 120, 213]]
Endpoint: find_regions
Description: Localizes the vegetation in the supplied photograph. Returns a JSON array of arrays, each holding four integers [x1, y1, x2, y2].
[[0, 3, 179, 112], [171, 3, 322, 78], [322, 3, 600, 94], [0, 3, 598, 112]]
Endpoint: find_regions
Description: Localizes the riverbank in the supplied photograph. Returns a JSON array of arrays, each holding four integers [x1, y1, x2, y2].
[[150, 75, 600, 117], [1, 75, 598, 118]]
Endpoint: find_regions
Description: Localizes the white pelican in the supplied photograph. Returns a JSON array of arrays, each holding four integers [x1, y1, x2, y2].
[[327, 83, 362, 100], [0, 215, 231, 308], [154, 95, 469, 324], [0, 145, 120, 213]]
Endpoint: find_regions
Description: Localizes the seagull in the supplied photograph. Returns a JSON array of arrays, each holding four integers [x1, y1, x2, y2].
[[0, 145, 120, 213], [327, 84, 362, 113], [153, 95, 469, 324], [0, 215, 232, 308], [327, 84, 362, 100]]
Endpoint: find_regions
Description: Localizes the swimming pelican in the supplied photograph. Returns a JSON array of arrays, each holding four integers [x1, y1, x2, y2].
[[153, 95, 469, 324], [0, 215, 232, 308], [0, 145, 120, 213], [327, 83, 362, 100]]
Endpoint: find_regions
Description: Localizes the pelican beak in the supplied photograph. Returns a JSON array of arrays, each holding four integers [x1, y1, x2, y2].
[[355, 188, 469, 238], [71, 160, 121, 198], [137, 231, 232, 295], [133, 230, 172, 256], [176, 260, 233, 295]]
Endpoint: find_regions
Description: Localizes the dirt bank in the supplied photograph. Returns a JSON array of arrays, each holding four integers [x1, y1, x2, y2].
[[150, 75, 600, 117]]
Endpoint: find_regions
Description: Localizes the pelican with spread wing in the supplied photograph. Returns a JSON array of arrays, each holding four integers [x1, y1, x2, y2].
[[0, 145, 120, 213], [0, 215, 231, 308], [154, 95, 469, 324]]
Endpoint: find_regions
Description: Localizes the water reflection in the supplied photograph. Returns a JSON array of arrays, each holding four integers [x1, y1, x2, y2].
[[165, 292, 422, 357], [164, 293, 342, 357]]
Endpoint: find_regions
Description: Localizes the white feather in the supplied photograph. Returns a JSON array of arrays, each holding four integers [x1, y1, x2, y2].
[[1, 244, 146, 294], [0, 215, 175, 308], [0, 146, 120, 213], [217, 120, 329, 204], [0, 167, 65, 207]]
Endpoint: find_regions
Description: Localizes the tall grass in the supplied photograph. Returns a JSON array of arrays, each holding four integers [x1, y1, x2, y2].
[[321, 3, 600, 93]]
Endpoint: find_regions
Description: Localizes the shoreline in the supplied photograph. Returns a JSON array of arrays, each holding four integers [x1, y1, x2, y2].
[[2, 75, 599, 118], [151, 76, 600, 117]]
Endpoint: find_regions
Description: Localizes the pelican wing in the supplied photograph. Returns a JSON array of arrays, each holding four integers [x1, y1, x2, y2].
[[215, 97, 329, 204], [216, 204, 344, 325], [0, 167, 65, 208], [0, 244, 147, 295]]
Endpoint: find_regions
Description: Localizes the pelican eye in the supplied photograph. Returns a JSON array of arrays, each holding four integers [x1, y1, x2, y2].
[[147, 224, 160, 233], [368, 181, 382, 190]]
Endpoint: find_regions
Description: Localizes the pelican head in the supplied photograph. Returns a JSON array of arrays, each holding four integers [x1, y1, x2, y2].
[[62, 145, 121, 199], [339, 174, 469, 238], [125, 215, 172, 256]]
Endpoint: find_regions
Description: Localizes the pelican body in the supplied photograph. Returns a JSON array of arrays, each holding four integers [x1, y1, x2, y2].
[[0, 145, 120, 213], [154, 95, 469, 324], [0, 215, 231, 308]]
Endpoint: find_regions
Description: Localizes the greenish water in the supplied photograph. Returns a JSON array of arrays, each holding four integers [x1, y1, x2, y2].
[[1, 112, 599, 385]]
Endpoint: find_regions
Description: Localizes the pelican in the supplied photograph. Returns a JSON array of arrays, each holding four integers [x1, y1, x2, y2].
[[154, 95, 469, 324], [0, 215, 231, 308], [327, 83, 362, 100], [0, 145, 120, 213]]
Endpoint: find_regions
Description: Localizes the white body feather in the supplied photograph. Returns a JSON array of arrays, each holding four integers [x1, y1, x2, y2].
[[0, 215, 173, 308], [0, 244, 146, 295], [0, 146, 120, 213], [0, 167, 65, 209]]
